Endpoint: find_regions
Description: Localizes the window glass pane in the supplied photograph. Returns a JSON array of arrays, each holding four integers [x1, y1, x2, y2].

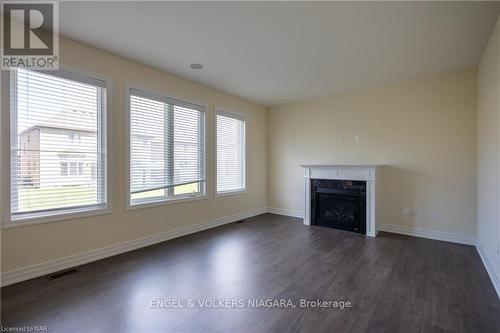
[[173, 105, 204, 187], [173, 183, 200, 196], [129, 95, 166, 197], [216, 112, 246, 193], [129, 90, 205, 205], [130, 189, 165, 202], [11, 69, 106, 215]]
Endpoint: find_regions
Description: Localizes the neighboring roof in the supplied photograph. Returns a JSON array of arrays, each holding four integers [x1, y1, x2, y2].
[[21, 125, 96, 136], [20, 109, 97, 135]]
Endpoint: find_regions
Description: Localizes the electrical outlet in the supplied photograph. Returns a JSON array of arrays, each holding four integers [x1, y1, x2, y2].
[[338, 135, 345, 144], [410, 208, 416, 216], [432, 211, 442, 221], [403, 208, 410, 216], [354, 135, 360, 144]]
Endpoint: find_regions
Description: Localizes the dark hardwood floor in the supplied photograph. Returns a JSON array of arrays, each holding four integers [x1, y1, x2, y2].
[[1, 213, 499, 332]]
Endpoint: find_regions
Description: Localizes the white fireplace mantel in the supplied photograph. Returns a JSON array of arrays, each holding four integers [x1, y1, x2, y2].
[[301, 165, 380, 237]]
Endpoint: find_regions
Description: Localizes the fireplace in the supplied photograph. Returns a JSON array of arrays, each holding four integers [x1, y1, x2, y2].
[[311, 179, 366, 234], [301, 165, 379, 237]]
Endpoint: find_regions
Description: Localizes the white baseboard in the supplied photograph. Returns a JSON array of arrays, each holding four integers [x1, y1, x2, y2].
[[4, 208, 497, 302], [377, 223, 476, 246], [267, 207, 304, 218], [0, 208, 267, 287], [476, 244, 500, 300], [267, 209, 476, 246]]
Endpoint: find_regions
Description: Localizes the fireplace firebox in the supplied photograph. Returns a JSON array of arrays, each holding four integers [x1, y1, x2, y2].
[[311, 179, 366, 234]]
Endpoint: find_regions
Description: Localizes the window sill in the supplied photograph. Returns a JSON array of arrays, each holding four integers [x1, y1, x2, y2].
[[126, 194, 208, 211], [2, 205, 112, 229], [215, 189, 247, 198]]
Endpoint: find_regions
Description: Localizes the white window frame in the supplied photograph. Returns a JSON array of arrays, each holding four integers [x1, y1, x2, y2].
[[215, 108, 247, 197], [125, 84, 208, 210], [0, 67, 113, 229]]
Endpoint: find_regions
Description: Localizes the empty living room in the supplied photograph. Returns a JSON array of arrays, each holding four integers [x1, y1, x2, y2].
[[1, 1, 500, 332]]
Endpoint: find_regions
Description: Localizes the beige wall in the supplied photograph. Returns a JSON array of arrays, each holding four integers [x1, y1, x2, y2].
[[0, 37, 268, 272], [477, 17, 500, 285], [0, 30, 492, 279], [268, 70, 477, 237]]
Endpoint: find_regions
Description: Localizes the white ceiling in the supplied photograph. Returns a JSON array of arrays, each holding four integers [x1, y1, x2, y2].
[[60, 1, 500, 106]]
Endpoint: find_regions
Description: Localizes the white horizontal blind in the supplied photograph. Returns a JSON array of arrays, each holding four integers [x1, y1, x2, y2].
[[172, 104, 205, 188], [129, 89, 205, 203], [10, 68, 106, 217], [216, 111, 246, 193], [129, 94, 166, 195]]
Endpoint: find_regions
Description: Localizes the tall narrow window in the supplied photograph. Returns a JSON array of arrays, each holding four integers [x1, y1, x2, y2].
[[216, 110, 246, 194], [10, 68, 107, 220], [128, 89, 206, 206]]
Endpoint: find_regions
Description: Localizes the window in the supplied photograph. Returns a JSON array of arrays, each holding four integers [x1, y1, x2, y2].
[[69, 162, 77, 176], [60, 162, 68, 176], [216, 110, 246, 194], [10, 68, 108, 221], [68, 132, 80, 143], [128, 88, 206, 206]]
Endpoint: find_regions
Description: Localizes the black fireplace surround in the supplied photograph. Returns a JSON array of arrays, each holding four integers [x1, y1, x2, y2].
[[311, 179, 366, 234]]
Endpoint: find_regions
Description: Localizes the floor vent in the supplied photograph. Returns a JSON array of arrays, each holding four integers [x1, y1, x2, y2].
[[235, 219, 246, 224], [48, 269, 80, 280]]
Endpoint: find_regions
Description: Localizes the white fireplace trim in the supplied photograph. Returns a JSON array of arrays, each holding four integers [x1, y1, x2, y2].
[[301, 165, 380, 237]]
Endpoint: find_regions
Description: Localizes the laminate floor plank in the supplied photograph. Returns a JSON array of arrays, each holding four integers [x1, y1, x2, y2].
[[1, 213, 499, 332]]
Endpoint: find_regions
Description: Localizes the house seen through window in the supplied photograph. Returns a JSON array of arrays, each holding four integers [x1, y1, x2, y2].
[[128, 89, 206, 205], [10, 68, 107, 219]]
